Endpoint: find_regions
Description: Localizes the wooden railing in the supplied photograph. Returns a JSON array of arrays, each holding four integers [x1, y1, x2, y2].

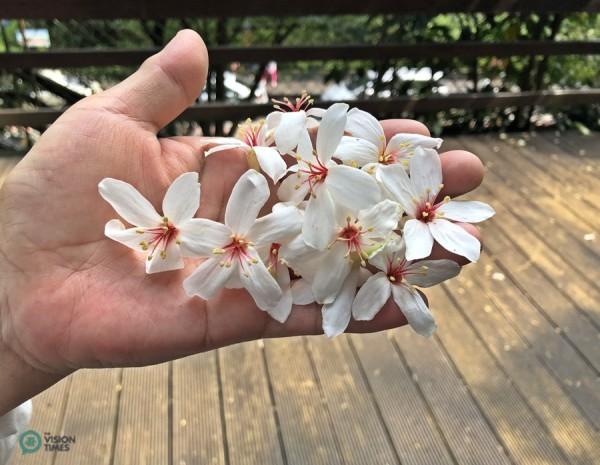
[[1, 1, 600, 129]]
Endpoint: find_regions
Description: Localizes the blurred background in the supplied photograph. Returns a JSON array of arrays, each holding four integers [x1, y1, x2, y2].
[[1, 2, 599, 465]]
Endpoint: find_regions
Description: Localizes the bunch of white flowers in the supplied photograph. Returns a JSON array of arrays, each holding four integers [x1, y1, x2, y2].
[[99, 97, 495, 337]]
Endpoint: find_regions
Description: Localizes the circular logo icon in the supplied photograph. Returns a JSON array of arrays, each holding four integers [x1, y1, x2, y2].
[[19, 430, 42, 455]]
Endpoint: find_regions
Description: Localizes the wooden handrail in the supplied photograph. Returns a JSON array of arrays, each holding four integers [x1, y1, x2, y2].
[[2, 41, 600, 70], [2, 0, 600, 19], [2, 90, 599, 127]]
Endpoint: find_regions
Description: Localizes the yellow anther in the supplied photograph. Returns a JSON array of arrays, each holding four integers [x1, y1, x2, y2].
[[367, 226, 374, 232], [160, 250, 167, 259], [346, 216, 352, 223], [252, 258, 259, 264], [136, 229, 145, 234], [439, 183, 445, 190], [350, 160, 359, 168], [402, 160, 409, 167], [422, 212, 429, 217], [421, 265, 429, 270], [389, 276, 396, 282], [212, 247, 225, 255], [176, 240, 181, 245], [271, 248, 278, 255], [147, 255, 153, 261], [443, 195, 451, 203], [140, 241, 149, 251]]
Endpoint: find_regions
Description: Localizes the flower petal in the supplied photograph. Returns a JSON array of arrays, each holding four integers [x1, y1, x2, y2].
[[146, 239, 184, 274], [162, 172, 200, 225], [239, 249, 283, 311], [183, 258, 235, 300], [378, 164, 418, 216], [335, 136, 379, 167], [177, 218, 231, 257], [409, 147, 443, 201], [436, 200, 495, 223], [274, 111, 307, 154], [277, 171, 310, 204], [269, 266, 293, 323], [352, 272, 391, 320], [326, 164, 380, 211], [368, 233, 405, 271], [385, 133, 442, 160], [225, 169, 270, 235], [291, 278, 315, 305], [358, 199, 401, 240], [405, 259, 460, 288], [247, 204, 303, 245], [98, 178, 161, 227], [302, 186, 337, 250], [316, 102, 348, 162], [312, 243, 352, 304], [403, 219, 434, 260], [429, 218, 481, 262], [205, 141, 246, 156], [253, 146, 288, 183], [322, 268, 359, 337], [392, 285, 436, 337], [346, 108, 385, 151]]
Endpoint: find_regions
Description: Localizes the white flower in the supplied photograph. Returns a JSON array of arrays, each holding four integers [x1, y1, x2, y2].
[[182, 170, 303, 315], [278, 102, 381, 250], [352, 235, 460, 336], [379, 147, 495, 262], [267, 92, 325, 154], [262, 242, 294, 323], [205, 119, 287, 183], [99, 172, 205, 274], [335, 108, 443, 173]]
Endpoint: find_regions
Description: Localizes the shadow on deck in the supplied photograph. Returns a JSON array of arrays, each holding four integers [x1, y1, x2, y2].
[[5, 131, 600, 465]]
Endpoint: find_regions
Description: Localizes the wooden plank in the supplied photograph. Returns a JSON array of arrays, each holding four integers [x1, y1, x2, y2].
[[443, 275, 600, 464], [349, 332, 455, 464], [111, 364, 169, 465], [264, 337, 342, 465], [3, 90, 600, 128], [473, 253, 600, 429], [172, 352, 225, 465], [219, 341, 285, 465], [306, 335, 400, 465], [429, 285, 576, 465], [53, 368, 120, 465], [4, 41, 600, 70], [8, 377, 72, 465], [393, 328, 513, 465], [4, 0, 600, 20]]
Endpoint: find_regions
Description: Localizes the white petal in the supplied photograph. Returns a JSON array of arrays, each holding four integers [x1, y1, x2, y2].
[[247, 204, 303, 245], [225, 169, 270, 235], [378, 164, 418, 216], [429, 219, 481, 262], [162, 172, 200, 225], [302, 186, 337, 250], [146, 239, 184, 274], [253, 146, 288, 183], [326, 164, 380, 211], [277, 171, 311, 204], [98, 178, 161, 227], [385, 133, 442, 159], [436, 200, 495, 223], [104, 219, 155, 255], [291, 278, 315, 305], [335, 136, 379, 167], [392, 285, 436, 337], [352, 272, 391, 320], [316, 102, 348, 162], [269, 266, 293, 322], [183, 258, 235, 300], [368, 233, 405, 271], [409, 147, 443, 201], [358, 199, 401, 240], [322, 268, 359, 337], [177, 218, 231, 257], [346, 108, 385, 151], [404, 219, 434, 260], [239, 249, 283, 311], [306, 107, 326, 120], [295, 129, 314, 163], [274, 111, 307, 154], [312, 243, 352, 304], [205, 141, 246, 156], [405, 259, 460, 288]]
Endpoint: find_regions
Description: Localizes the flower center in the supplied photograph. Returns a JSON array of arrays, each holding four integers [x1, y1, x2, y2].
[[239, 120, 263, 147], [387, 258, 429, 283], [378, 142, 412, 165], [416, 201, 437, 223], [296, 158, 328, 195], [213, 235, 258, 273], [272, 92, 314, 112], [335, 217, 373, 265], [139, 217, 179, 260]]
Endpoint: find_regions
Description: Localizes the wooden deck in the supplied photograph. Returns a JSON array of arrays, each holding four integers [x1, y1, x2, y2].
[[4, 131, 600, 465]]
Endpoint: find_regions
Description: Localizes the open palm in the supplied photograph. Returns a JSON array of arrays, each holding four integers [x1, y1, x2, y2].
[[0, 30, 484, 376]]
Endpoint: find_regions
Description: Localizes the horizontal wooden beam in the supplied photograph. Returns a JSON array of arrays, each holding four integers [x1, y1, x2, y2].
[[2, 41, 600, 70], [1, 90, 598, 127], [2, 0, 600, 19]]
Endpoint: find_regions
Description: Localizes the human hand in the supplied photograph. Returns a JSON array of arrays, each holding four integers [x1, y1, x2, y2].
[[0, 30, 484, 412]]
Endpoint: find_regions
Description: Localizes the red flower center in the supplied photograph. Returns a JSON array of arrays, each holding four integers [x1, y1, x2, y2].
[[140, 219, 179, 260]]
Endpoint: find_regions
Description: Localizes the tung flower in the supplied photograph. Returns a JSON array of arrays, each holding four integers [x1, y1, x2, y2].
[[352, 235, 460, 336], [379, 147, 495, 262], [99, 172, 204, 274]]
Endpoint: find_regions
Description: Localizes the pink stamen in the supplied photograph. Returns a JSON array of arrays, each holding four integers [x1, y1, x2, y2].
[[142, 221, 178, 260], [272, 92, 314, 113]]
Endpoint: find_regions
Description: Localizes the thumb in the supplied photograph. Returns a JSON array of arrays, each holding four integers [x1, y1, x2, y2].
[[93, 29, 209, 133]]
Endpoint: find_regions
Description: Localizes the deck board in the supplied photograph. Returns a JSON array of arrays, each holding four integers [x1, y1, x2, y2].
[[5, 132, 600, 465]]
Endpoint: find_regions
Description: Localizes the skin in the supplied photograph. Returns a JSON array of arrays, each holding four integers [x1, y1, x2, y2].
[[0, 30, 485, 416]]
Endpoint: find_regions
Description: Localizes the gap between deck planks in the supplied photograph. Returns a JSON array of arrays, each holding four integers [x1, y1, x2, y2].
[[5, 133, 600, 465]]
